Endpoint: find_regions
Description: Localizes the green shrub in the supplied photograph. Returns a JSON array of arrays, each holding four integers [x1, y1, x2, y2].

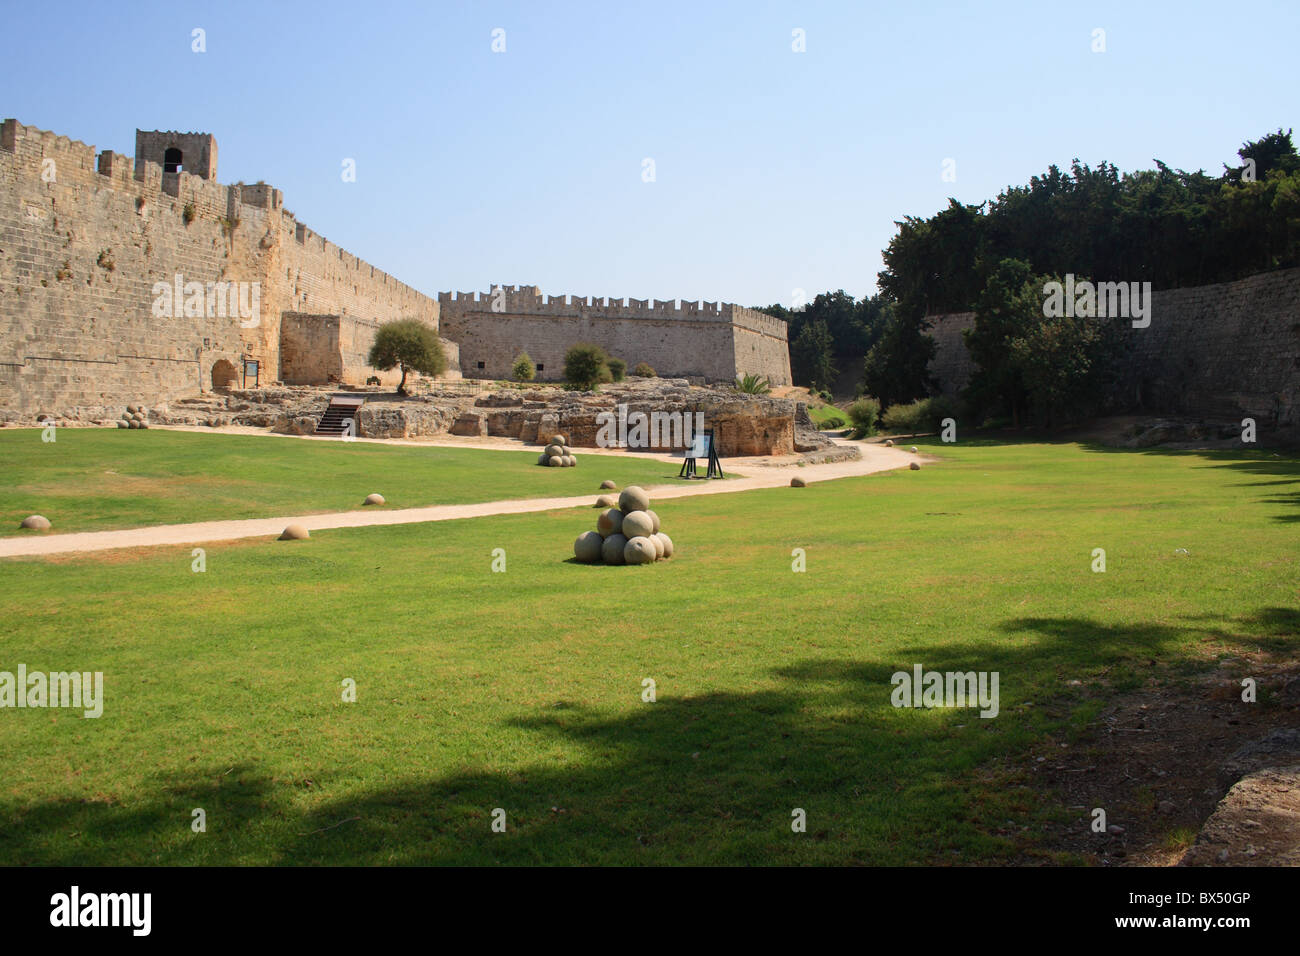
[[632, 362, 656, 378], [881, 395, 958, 434], [511, 352, 536, 382], [736, 373, 771, 394], [564, 342, 610, 390], [848, 397, 880, 437], [607, 357, 627, 382], [809, 405, 847, 429]]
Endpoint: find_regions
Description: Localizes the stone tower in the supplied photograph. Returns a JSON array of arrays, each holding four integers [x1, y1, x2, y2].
[[134, 129, 218, 179]]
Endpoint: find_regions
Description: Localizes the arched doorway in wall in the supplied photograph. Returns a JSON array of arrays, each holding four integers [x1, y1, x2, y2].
[[163, 147, 183, 173], [211, 359, 239, 391]]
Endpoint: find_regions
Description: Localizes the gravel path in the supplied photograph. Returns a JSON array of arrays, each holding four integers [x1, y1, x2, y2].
[[1, 435, 922, 558]]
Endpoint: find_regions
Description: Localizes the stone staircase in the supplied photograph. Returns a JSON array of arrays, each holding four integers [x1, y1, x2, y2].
[[315, 396, 366, 436]]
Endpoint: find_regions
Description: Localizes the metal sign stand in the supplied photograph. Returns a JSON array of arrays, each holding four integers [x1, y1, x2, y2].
[[678, 428, 724, 479]]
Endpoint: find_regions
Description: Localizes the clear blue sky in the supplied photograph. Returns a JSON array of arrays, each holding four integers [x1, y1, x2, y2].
[[4, 0, 1296, 306]]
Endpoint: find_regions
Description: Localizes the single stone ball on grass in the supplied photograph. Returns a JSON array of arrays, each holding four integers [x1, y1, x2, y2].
[[649, 533, 665, 560], [595, 495, 616, 508], [596, 508, 625, 537], [545, 444, 563, 458], [20, 514, 51, 531], [600, 480, 617, 490], [624, 536, 656, 565], [618, 485, 650, 514], [574, 530, 604, 563], [909, 461, 921, 471], [601, 532, 629, 565], [656, 532, 674, 558], [790, 476, 807, 487], [884, 439, 893, 446], [910, 446, 919, 453], [279, 523, 310, 540], [364, 493, 385, 506], [621, 510, 654, 539], [645, 509, 660, 534]]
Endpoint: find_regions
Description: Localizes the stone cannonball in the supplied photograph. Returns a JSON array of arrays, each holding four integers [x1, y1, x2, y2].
[[601, 532, 629, 565], [624, 536, 656, 565], [618, 486, 650, 514], [596, 508, 625, 537], [574, 530, 604, 563], [621, 510, 654, 539], [656, 532, 674, 558]]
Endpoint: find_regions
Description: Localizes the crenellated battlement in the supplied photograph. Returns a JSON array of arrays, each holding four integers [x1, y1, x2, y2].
[[1, 116, 789, 410], [0, 118, 449, 415], [0, 119, 409, 290], [437, 285, 791, 385], [438, 285, 742, 321]]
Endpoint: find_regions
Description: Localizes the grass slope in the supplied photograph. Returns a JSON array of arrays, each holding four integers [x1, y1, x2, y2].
[[0, 438, 1295, 864], [0, 429, 680, 535]]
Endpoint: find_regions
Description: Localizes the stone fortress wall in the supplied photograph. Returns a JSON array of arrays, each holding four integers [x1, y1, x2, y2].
[[438, 285, 792, 386], [0, 119, 447, 417], [925, 266, 1300, 429]]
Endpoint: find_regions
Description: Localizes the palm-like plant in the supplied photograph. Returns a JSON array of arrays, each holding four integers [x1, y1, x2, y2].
[[735, 373, 771, 394]]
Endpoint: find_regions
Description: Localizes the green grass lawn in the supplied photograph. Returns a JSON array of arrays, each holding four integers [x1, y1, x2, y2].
[[0, 438, 1295, 864], [0, 429, 682, 535]]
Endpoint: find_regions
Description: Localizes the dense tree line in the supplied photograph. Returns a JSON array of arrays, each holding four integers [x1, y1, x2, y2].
[[754, 291, 898, 398], [757, 130, 1299, 418]]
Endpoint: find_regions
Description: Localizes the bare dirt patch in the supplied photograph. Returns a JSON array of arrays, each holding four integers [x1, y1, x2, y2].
[[1000, 655, 1300, 865]]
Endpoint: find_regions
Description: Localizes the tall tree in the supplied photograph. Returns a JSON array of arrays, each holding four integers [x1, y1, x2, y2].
[[791, 319, 837, 391]]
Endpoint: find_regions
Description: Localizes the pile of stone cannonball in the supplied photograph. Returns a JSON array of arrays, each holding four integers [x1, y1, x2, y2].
[[573, 485, 673, 566], [538, 434, 577, 467], [116, 405, 150, 429]]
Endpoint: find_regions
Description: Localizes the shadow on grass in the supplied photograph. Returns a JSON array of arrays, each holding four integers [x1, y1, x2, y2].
[[2, 609, 1294, 866]]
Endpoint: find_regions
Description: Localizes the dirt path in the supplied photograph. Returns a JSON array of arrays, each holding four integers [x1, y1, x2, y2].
[[2, 437, 924, 558]]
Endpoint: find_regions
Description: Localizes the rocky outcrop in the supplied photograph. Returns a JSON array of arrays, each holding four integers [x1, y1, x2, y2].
[[359, 403, 459, 439], [450, 409, 488, 436], [3, 376, 810, 456], [1179, 766, 1300, 866], [1178, 728, 1300, 866], [469, 379, 803, 456]]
